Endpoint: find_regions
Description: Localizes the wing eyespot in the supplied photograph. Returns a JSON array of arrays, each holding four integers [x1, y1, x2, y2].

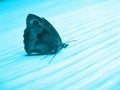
[[33, 20, 39, 24]]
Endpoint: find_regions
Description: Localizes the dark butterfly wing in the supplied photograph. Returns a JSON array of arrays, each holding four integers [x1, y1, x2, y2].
[[41, 18, 62, 42], [23, 14, 68, 56], [24, 14, 44, 55]]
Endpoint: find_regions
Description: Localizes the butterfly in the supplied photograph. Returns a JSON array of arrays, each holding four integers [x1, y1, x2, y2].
[[23, 14, 68, 56]]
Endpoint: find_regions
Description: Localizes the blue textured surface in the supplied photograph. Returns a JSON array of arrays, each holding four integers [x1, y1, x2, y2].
[[0, 0, 120, 90]]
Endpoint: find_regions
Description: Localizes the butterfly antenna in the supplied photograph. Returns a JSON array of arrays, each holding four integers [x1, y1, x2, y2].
[[65, 40, 77, 43]]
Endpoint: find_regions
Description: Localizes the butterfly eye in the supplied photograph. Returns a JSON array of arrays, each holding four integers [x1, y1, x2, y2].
[[33, 20, 38, 24]]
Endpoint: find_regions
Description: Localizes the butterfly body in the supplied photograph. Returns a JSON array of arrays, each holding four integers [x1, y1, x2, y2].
[[23, 14, 68, 56]]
